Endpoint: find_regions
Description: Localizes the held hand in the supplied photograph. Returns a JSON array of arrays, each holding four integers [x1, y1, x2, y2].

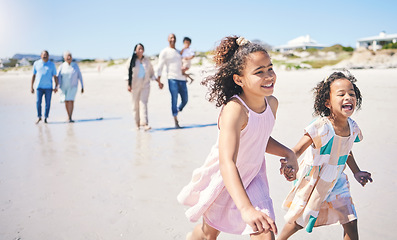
[[283, 166, 296, 181], [31, 88, 34, 94], [53, 88, 58, 93], [280, 158, 288, 175], [280, 154, 299, 181], [354, 171, 373, 187], [158, 82, 164, 89], [240, 206, 277, 234]]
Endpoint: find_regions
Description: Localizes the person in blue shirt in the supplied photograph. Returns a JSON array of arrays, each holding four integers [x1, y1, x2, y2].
[[31, 50, 58, 123]]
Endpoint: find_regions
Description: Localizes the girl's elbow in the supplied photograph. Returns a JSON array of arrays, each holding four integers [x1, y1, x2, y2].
[[219, 158, 236, 170]]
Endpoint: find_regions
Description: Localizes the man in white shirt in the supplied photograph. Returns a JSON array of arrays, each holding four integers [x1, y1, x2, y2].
[[156, 33, 188, 128]]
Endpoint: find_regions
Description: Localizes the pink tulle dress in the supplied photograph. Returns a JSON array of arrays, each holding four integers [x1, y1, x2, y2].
[[177, 95, 276, 235]]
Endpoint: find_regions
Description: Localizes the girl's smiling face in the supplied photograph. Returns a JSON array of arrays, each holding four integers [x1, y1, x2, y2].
[[326, 78, 357, 119], [235, 51, 276, 97]]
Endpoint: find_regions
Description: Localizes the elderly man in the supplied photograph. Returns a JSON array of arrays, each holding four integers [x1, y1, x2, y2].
[[156, 33, 188, 128], [31, 50, 58, 123]]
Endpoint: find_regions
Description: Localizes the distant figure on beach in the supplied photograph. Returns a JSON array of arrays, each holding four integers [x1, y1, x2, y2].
[[278, 71, 373, 240], [180, 37, 195, 84], [127, 43, 163, 131], [57, 51, 84, 123], [31, 50, 58, 124], [177, 36, 297, 240], [156, 33, 188, 128]]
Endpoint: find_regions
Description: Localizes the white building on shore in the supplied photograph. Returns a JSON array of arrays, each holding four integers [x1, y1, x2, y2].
[[356, 31, 397, 51], [273, 35, 326, 52], [16, 58, 31, 67]]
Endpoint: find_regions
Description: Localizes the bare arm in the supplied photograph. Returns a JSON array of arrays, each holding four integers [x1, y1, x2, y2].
[[31, 75, 36, 93], [53, 76, 58, 93], [219, 101, 277, 234], [292, 133, 313, 159], [266, 137, 297, 181], [266, 137, 295, 158], [76, 64, 84, 93], [347, 151, 373, 186], [278, 133, 313, 181]]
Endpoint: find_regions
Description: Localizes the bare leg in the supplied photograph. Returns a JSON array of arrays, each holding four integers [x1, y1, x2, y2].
[[65, 101, 74, 122], [174, 116, 180, 128], [182, 67, 194, 84], [277, 222, 303, 240], [183, 73, 194, 84], [187, 219, 220, 240], [342, 220, 358, 240]]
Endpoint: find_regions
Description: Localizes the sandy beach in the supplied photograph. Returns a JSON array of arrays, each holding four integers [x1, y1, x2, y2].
[[0, 62, 396, 240]]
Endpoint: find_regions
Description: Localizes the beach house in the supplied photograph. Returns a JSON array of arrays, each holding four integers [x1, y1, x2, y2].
[[356, 31, 397, 51], [273, 35, 326, 53]]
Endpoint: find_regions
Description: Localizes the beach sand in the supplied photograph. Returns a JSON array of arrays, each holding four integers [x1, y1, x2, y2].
[[0, 63, 396, 240]]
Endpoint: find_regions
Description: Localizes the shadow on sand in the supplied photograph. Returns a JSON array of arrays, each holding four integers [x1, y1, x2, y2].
[[46, 117, 121, 124], [149, 123, 217, 132]]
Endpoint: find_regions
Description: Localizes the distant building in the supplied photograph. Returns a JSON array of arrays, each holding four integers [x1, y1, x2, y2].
[[356, 31, 397, 51], [273, 35, 326, 52], [0, 58, 10, 69], [17, 58, 31, 67]]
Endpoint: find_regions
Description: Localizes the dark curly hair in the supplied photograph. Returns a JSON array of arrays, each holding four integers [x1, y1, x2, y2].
[[201, 36, 269, 107], [313, 71, 362, 117]]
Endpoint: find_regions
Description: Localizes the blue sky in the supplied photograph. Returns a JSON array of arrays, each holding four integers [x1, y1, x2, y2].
[[1, 0, 396, 59]]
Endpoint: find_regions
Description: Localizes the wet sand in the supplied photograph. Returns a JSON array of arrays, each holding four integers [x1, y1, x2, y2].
[[0, 64, 396, 240]]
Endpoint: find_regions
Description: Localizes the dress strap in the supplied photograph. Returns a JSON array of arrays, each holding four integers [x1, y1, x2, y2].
[[232, 95, 251, 112], [232, 95, 268, 114]]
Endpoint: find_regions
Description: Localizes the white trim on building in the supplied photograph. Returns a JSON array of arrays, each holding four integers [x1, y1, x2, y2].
[[356, 31, 397, 51]]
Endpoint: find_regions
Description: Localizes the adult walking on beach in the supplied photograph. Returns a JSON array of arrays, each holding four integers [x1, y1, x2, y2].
[[127, 43, 163, 130], [57, 51, 84, 123], [31, 50, 58, 124], [156, 33, 188, 128]]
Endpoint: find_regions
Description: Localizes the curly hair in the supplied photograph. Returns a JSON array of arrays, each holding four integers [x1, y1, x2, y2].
[[313, 71, 362, 117], [201, 36, 269, 107]]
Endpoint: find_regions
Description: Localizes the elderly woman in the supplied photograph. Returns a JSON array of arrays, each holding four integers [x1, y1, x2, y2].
[[57, 51, 84, 122]]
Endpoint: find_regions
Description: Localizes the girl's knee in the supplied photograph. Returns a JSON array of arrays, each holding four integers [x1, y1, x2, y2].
[[201, 221, 220, 240], [201, 227, 218, 240]]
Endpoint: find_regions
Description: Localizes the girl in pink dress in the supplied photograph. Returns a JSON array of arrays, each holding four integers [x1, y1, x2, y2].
[[177, 36, 297, 240]]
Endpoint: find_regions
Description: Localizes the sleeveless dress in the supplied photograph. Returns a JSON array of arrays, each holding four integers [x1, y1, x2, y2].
[[282, 117, 362, 233], [177, 95, 275, 235]]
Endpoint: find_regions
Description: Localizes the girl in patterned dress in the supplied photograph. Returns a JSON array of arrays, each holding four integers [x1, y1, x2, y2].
[[278, 71, 373, 240], [177, 36, 297, 240]]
